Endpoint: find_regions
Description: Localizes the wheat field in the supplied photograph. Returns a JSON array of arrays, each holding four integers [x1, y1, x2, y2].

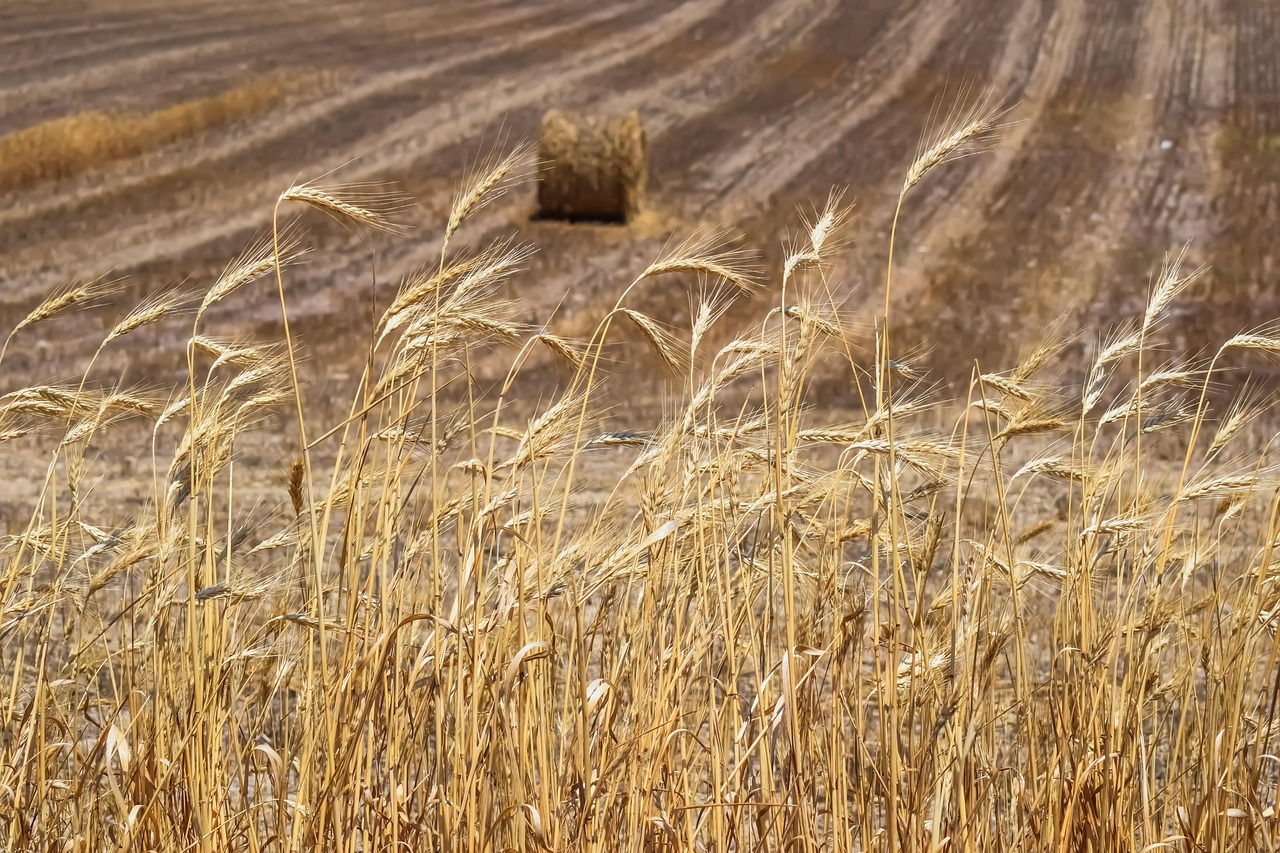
[[2, 114, 1280, 852]]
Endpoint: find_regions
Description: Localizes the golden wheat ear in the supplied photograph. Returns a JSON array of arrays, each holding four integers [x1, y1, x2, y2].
[[445, 139, 536, 248], [785, 188, 855, 279], [904, 88, 1010, 195], [1143, 243, 1205, 334], [279, 179, 412, 234], [535, 333, 587, 370], [1219, 323, 1280, 358], [1208, 381, 1266, 459], [621, 309, 690, 377], [201, 227, 309, 314], [638, 228, 761, 293], [1, 274, 125, 366], [104, 284, 195, 347], [376, 237, 535, 348]]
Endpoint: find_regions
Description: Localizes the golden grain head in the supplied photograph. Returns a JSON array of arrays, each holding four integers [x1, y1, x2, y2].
[[1209, 384, 1265, 457], [446, 140, 535, 242], [105, 285, 193, 345], [279, 180, 411, 234], [639, 229, 760, 292], [903, 89, 1008, 193], [621, 308, 689, 376], [1143, 244, 1205, 333], [535, 333, 587, 370], [14, 275, 124, 335], [1220, 329, 1280, 356], [203, 228, 309, 312]]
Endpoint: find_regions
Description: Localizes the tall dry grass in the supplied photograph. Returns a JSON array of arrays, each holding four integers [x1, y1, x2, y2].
[[2, 125, 1279, 853]]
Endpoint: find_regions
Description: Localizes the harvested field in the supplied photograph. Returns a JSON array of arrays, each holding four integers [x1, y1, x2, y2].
[[0, 0, 1276, 393]]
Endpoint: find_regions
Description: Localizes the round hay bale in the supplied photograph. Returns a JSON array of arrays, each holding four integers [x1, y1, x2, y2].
[[537, 109, 646, 223]]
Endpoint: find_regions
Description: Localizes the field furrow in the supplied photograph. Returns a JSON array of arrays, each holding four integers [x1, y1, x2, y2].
[[0, 0, 1274, 388]]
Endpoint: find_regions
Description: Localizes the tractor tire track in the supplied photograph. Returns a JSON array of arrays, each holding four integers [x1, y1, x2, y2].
[[891, 0, 1152, 370]]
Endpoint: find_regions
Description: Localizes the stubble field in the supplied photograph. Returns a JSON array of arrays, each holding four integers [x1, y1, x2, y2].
[[2, 0, 1278, 382]]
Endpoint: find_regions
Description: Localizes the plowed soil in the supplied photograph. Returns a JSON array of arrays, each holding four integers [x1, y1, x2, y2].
[[1, 0, 1278, 397]]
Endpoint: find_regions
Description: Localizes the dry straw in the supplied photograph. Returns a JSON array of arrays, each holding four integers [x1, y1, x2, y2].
[[537, 109, 647, 222], [5, 119, 1280, 853], [0, 76, 292, 193]]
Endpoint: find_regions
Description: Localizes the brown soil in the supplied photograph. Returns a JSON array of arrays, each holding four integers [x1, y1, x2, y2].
[[0, 0, 1277, 401]]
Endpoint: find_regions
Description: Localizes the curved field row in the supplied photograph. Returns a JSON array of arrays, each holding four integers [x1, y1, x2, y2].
[[0, 0, 1274, 387]]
